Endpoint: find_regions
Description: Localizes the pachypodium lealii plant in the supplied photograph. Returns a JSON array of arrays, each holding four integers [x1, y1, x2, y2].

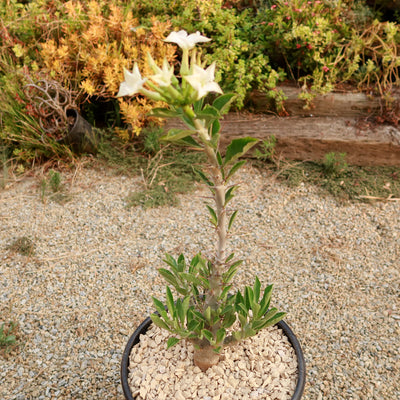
[[117, 30, 286, 372]]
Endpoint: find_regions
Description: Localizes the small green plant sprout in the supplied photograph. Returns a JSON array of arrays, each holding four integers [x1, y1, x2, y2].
[[118, 30, 286, 371], [254, 135, 277, 162], [323, 152, 348, 177], [0, 321, 18, 354], [48, 169, 62, 193], [39, 169, 71, 204]]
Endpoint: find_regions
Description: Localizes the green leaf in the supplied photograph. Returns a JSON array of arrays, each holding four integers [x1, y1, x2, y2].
[[179, 272, 203, 287], [177, 254, 185, 272], [188, 317, 201, 331], [193, 98, 204, 113], [151, 313, 170, 331], [216, 328, 226, 344], [163, 254, 178, 270], [226, 160, 246, 182], [193, 168, 214, 187], [206, 205, 218, 226], [204, 306, 212, 322], [181, 113, 196, 130], [166, 286, 175, 317], [232, 331, 242, 341], [201, 329, 215, 345], [192, 284, 200, 297], [213, 346, 222, 354], [259, 285, 273, 316], [190, 253, 201, 268], [245, 286, 254, 310], [222, 260, 242, 284], [255, 312, 286, 330], [267, 312, 286, 326], [216, 151, 223, 166], [187, 307, 194, 323], [199, 104, 220, 117], [252, 302, 261, 319], [158, 269, 181, 291], [219, 285, 232, 300], [243, 325, 257, 338], [253, 277, 261, 303], [263, 307, 278, 320], [180, 135, 202, 148], [237, 303, 248, 316], [167, 337, 180, 349], [228, 210, 238, 231], [221, 304, 234, 315], [197, 277, 210, 290], [213, 93, 236, 115], [224, 186, 237, 206], [149, 108, 182, 118], [224, 137, 258, 165], [211, 120, 220, 141], [160, 128, 196, 142], [192, 310, 206, 322], [152, 296, 169, 318], [225, 253, 235, 263], [222, 312, 236, 329], [252, 319, 268, 331], [238, 313, 247, 327], [176, 299, 185, 324], [196, 105, 220, 128], [5, 335, 16, 344], [235, 290, 244, 307]]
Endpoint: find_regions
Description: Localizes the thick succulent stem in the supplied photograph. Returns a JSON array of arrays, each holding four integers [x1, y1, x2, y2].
[[214, 185, 227, 266], [192, 118, 230, 371], [193, 343, 221, 372]]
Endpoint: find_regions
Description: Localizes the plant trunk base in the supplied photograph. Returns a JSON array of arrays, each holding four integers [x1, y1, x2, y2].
[[193, 346, 221, 372]]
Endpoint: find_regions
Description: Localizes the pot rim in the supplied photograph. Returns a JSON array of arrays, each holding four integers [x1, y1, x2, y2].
[[121, 317, 306, 400]]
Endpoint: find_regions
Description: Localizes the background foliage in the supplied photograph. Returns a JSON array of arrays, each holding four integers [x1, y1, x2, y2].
[[1, 0, 400, 161]]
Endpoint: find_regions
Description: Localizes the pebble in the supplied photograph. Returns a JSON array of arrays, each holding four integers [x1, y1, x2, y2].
[[1, 165, 399, 399]]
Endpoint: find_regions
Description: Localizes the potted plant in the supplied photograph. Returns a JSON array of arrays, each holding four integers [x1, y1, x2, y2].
[[118, 30, 305, 399]]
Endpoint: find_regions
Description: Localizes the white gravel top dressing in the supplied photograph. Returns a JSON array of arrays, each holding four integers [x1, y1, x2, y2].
[[1, 164, 399, 399], [128, 324, 297, 400]]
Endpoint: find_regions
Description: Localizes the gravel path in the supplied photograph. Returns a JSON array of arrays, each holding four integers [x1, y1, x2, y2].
[[1, 164, 399, 399]]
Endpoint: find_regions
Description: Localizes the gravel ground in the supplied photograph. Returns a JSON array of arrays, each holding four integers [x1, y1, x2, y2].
[[1, 163, 399, 400]]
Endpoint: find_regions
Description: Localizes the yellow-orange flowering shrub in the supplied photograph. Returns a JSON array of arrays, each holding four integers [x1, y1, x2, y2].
[[39, 0, 176, 138]]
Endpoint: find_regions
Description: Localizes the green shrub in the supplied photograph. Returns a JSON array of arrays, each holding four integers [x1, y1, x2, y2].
[[1, 0, 177, 154], [253, 1, 400, 106]]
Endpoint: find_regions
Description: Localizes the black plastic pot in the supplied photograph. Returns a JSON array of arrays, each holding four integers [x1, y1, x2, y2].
[[58, 108, 98, 154], [121, 317, 306, 400]]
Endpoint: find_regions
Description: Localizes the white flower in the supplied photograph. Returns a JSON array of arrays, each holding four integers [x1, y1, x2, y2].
[[117, 63, 147, 97], [149, 58, 174, 87], [184, 62, 222, 100], [164, 30, 211, 50]]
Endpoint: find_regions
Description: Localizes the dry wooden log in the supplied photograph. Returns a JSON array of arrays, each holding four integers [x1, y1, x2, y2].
[[249, 86, 385, 117], [164, 113, 400, 166]]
